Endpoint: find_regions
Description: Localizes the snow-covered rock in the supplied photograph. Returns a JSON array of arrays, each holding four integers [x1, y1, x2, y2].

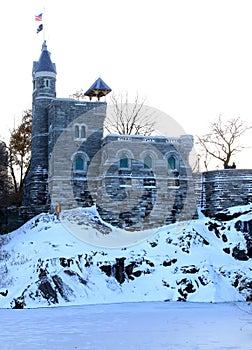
[[0, 204, 252, 308]]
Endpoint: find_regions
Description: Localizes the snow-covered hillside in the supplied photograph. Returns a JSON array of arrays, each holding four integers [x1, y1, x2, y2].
[[0, 204, 252, 308]]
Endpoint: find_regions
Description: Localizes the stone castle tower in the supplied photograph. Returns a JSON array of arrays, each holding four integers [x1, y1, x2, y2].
[[23, 41, 109, 209], [23, 41, 56, 206], [23, 41, 196, 230]]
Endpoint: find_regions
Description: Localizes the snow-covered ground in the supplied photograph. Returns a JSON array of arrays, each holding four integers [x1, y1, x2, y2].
[[0, 204, 252, 348], [0, 301, 251, 350]]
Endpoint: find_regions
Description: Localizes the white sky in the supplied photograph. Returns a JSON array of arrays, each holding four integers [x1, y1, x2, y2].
[[1, 0, 252, 168]]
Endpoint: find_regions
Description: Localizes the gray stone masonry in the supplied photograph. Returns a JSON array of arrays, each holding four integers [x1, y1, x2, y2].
[[201, 169, 252, 217], [48, 101, 106, 209], [87, 134, 196, 230], [22, 43, 252, 234]]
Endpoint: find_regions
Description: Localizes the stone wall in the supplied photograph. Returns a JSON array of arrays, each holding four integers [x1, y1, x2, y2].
[[0, 205, 49, 234], [2, 169, 252, 233], [91, 134, 196, 230], [48, 101, 106, 210], [201, 169, 252, 217]]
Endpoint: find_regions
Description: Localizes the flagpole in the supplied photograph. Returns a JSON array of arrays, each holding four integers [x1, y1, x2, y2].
[[35, 1, 47, 42], [43, 5, 46, 42], [35, 13, 43, 37]]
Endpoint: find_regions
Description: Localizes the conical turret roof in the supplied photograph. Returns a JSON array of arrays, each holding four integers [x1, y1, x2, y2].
[[33, 41, 56, 74]]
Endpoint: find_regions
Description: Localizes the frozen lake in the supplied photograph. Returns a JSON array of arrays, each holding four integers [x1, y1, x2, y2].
[[0, 301, 251, 350]]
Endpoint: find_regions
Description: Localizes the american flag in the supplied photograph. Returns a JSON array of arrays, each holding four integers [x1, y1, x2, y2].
[[35, 13, 43, 21]]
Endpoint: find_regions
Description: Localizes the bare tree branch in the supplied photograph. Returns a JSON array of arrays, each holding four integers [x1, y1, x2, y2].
[[197, 115, 252, 170], [69, 89, 85, 101], [8, 110, 32, 194], [105, 91, 156, 136]]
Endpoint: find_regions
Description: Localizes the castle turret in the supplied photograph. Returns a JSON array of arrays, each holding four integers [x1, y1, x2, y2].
[[32, 41, 56, 99], [23, 41, 56, 207]]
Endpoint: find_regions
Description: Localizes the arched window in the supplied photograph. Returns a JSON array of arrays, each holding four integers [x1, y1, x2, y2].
[[144, 155, 152, 169], [73, 152, 89, 175], [80, 125, 86, 139], [168, 156, 176, 170], [74, 125, 79, 139], [74, 124, 87, 140], [75, 156, 84, 171], [119, 156, 129, 169]]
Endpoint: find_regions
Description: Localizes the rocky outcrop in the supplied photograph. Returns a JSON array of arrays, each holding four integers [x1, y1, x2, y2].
[[1, 205, 252, 308]]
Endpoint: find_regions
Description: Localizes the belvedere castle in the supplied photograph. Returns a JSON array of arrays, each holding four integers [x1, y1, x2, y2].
[[1, 42, 252, 233], [22, 41, 196, 230]]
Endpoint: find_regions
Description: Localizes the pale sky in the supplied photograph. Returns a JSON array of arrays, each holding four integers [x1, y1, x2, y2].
[[1, 0, 252, 169]]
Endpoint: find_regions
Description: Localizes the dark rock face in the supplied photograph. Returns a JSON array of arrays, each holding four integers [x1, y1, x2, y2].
[[207, 221, 222, 238], [163, 259, 177, 267], [180, 265, 199, 274], [215, 211, 251, 221], [235, 219, 252, 234], [99, 259, 127, 284], [100, 265, 112, 277], [198, 276, 208, 286], [114, 258, 126, 284], [99, 257, 155, 285], [177, 278, 197, 301], [0, 290, 8, 297], [12, 297, 25, 309], [223, 247, 230, 254], [232, 246, 249, 261], [234, 220, 252, 259], [60, 258, 73, 268], [235, 278, 252, 302], [38, 279, 58, 304], [247, 247, 252, 258], [52, 275, 74, 302]]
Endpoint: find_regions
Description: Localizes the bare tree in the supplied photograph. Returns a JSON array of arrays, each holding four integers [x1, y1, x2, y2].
[[69, 89, 85, 101], [197, 115, 251, 170], [8, 110, 32, 195], [0, 141, 11, 208], [105, 91, 156, 135]]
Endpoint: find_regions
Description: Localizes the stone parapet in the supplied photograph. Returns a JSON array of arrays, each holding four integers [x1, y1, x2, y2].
[[201, 169, 252, 217]]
